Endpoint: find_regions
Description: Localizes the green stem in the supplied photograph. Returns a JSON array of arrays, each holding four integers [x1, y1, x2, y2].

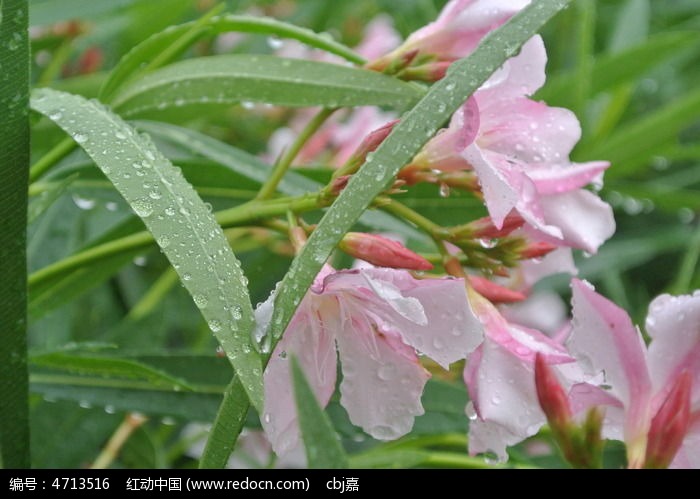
[[256, 107, 336, 200], [380, 198, 451, 253], [126, 267, 179, 321], [29, 193, 321, 290], [669, 221, 700, 294], [29, 137, 77, 182], [37, 38, 74, 87]]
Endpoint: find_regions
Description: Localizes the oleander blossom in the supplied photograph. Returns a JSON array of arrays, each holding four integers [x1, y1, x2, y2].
[[463, 288, 585, 461], [568, 279, 700, 468], [258, 265, 483, 455], [377, 0, 529, 65], [415, 36, 615, 254]]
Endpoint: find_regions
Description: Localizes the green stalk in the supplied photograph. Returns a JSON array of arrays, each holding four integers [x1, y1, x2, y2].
[[28, 136, 76, 182], [29, 193, 321, 290], [256, 107, 336, 200]]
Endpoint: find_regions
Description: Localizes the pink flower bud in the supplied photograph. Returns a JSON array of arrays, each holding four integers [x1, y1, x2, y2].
[[466, 213, 526, 239], [535, 353, 573, 433], [339, 233, 433, 271], [346, 120, 398, 166], [467, 275, 526, 304], [519, 241, 558, 260], [644, 371, 693, 469], [398, 60, 452, 82]]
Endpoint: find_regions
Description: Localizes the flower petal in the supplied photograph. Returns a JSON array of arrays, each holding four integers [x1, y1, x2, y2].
[[569, 279, 653, 443], [336, 310, 429, 440], [537, 190, 616, 253], [476, 95, 581, 165], [262, 302, 338, 455], [646, 292, 700, 403]]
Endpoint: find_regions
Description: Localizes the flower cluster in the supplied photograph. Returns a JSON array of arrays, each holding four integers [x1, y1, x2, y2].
[[253, 0, 696, 468]]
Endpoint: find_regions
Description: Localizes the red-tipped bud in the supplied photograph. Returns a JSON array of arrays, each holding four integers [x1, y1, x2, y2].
[[535, 353, 573, 434], [397, 165, 438, 186], [339, 233, 433, 271], [467, 275, 526, 304], [519, 241, 558, 260], [466, 213, 526, 239], [644, 371, 693, 469], [347, 120, 398, 165]]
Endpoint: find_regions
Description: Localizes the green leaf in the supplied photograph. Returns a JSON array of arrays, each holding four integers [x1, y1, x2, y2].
[[112, 55, 422, 118], [30, 352, 194, 391], [268, 0, 574, 346], [100, 14, 365, 100], [31, 377, 223, 421], [199, 376, 251, 469], [30, 88, 264, 411], [291, 357, 348, 469], [0, 0, 30, 468], [583, 87, 700, 177]]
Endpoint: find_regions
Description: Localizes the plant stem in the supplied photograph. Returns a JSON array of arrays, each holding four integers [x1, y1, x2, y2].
[[28, 193, 322, 290], [256, 107, 336, 200], [90, 413, 148, 469], [29, 137, 77, 182]]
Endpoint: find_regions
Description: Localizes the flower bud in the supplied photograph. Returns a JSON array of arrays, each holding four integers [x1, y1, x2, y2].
[[644, 371, 692, 469], [535, 353, 572, 434], [467, 275, 526, 303], [339, 233, 433, 271]]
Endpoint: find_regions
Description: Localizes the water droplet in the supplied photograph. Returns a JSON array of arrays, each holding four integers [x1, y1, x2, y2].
[[73, 132, 88, 143], [48, 110, 63, 120], [208, 319, 222, 332], [182, 272, 192, 281], [193, 294, 208, 309], [377, 364, 396, 381], [104, 405, 116, 414], [133, 256, 148, 267], [115, 131, 127, 140], [157, 235, 171, 248], [263, 413, 272, 424], [439, 183, 450, 197], [267, 36, 284, 49], [148, 190, 162, 200], [72, 194, 96, 210], [231, 306, 242, 320], [131, 199, 153, 217]]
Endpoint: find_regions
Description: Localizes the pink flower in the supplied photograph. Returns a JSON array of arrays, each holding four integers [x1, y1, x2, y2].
[[259, 265, 483, 455], [569, 279, 700, 468], [416, 36, 615, 253], [339, 232, 433, 271], [389, 0, 529, 62], [464, 288, 581, 462]]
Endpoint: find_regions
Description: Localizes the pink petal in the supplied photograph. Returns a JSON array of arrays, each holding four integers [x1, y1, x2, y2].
[[568, 382, 626, 441], [392, 276, 484, 367], [262, 302, 338, 455], [496, 36, 547, 96], [467, 414, 529, 463], [528, 161, 609, 195], [537, 190, 616, 253], [326, 268, 483, 368], [569, 279, 653, 444], [519, 246, 577, 288], [466, 338, 545, 439], [645, 292, 700, 415], [335, 310, 429, 440], [476, 95, 582, 165], [354, 15, 401, 60], [502, 291, 568, 335], [670, 416, 700, 469]]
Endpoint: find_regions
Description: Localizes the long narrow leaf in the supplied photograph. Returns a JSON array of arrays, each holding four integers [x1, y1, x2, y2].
[[31, 88, 264, 411], [291, 357, 348, 469], [112, 55, 421, 118], [100, 14, 365, 100], [0, 0, 31, 468]]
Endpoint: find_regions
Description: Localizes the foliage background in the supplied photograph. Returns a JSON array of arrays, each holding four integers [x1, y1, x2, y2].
[[18, 0, 700, 467]]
